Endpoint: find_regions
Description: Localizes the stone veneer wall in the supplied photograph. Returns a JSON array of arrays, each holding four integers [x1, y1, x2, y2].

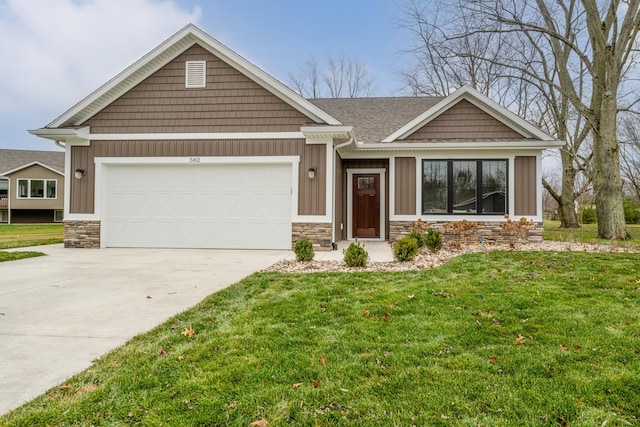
[[389, 220, 544, 244], [292, 222, 333, 251], [64, 220, 101, 248]]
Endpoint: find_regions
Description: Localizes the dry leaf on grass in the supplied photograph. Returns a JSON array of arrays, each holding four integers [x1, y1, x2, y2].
[[251, 419, 269, 427], [320, 357, 327, 366], [181, 326, 195, 337], [515, 335, 525, 345], [489, 356, 497, 364], [292, 382, 304, 389], [560, 344, 568, 352]]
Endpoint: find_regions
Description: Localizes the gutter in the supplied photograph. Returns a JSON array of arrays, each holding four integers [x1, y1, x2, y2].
[[331, 136, 354, 249]]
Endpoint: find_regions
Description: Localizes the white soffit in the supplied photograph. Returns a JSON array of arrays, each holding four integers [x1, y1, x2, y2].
[[381, 85, 556, 143], [47, 24, 340, 128]]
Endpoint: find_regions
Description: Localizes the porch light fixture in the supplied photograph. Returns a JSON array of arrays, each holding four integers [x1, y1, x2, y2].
[[308, 167, 316, 179], [74, 168, 85, 179]]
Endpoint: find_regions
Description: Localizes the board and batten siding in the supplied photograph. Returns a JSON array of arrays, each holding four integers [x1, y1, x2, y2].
[[394, 157, 416, 215], [405, 100, 524, 140], [334, 153, 344, 241], [83, 44, 312, 134], [69, 139, 325, 216], [514, 156, 537, 216]]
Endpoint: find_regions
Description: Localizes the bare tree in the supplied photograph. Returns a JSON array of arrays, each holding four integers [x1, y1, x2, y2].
[[288, 56, 322, 99], [288, 55, 376, 98], [399, 0, 593, 228], [620, 114, 640, 202], [461, 0, 638, 239]]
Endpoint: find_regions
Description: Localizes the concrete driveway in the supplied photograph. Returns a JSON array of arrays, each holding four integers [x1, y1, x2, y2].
[[0, 244, 289, 415]]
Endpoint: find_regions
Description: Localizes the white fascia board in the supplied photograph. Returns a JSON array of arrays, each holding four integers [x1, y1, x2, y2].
[[382, 85, 556, 142], [351, 140, 564, 151], [1, 161, 65, 177], [46, 24, 341, 129], [85, 131, 306, 140], [301, 125, 353, 141], [28, 128, 91, 146]]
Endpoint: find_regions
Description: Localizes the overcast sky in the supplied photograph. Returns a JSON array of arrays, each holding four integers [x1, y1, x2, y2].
[[0, 0, 411, 151]]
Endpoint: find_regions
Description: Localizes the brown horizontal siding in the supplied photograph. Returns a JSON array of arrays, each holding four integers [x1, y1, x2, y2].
[[514, 156, 537, 216], [69, 139, 325, 216], [405, 99, 523, 140], [394, 157, 416, 215], [83, 44, 312, 133]]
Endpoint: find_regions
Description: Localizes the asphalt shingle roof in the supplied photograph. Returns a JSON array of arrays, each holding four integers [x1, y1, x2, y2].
[[0, 149, 65, 175], [309, 97, 444, 143]]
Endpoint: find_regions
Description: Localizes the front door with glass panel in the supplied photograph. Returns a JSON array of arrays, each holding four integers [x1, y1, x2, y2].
[[352, 174, 380, 238]]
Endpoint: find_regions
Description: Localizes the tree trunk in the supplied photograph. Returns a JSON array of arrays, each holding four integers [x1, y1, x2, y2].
[[592, 96, 630, 239], [558, 138, 581, 228]]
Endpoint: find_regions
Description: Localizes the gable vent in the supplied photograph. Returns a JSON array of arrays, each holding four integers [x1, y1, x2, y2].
[[186, 60, 206, 88]]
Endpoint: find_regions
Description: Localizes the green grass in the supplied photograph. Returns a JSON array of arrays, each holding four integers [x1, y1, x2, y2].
[[0, 224, 63, 249], [0, 251, 44, 262], [2, 251, 639, 426], [543, 220, 640, 248]]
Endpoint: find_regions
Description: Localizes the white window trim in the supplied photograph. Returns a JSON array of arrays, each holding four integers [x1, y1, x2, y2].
[[185, 60, 206, 88], [16, 178, 58, 199], [346, 168, 386, 241]]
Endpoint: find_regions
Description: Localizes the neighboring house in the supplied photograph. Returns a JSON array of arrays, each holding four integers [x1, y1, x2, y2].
[[30, 24, 563, 249], [0, 149, 65, 224]]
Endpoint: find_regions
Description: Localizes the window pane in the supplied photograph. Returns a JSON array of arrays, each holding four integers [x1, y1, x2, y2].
[[46, 180, 56, 198], [30, 180, 44, 198], [422, 161, 448, 213], [452, 161, 477, 213], [18, 180, 28, 198], [482, 160, 507, 213]]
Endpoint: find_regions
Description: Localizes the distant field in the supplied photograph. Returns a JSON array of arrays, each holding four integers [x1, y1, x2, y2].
[[0, 224, 64, 249], [542, 220, 640, 248]]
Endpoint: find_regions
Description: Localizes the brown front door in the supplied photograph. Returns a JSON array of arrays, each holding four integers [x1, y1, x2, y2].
[[352, 174, 380, 238]]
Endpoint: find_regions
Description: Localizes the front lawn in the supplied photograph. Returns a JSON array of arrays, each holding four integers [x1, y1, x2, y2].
[[0, 251, 44, 262], [2, 251, 639, 426], [0, 224, 63, 249], [543, 220, 640, 248]]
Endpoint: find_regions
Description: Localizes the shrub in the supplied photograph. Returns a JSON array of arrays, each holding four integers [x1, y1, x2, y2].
[[293, 238, 314, 262], [623, 196, 640, 224], [443, 220, 479, 249], [424, 228, 443, 253], [407, 229, 426, 247], [582, 208, 597, 224], [343, 239, 369, 267], [394, 236, 419, 262], [499, 214, 534, 248]]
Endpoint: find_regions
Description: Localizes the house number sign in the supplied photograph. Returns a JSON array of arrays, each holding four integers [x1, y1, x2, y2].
[[189, 157, 201, 163]]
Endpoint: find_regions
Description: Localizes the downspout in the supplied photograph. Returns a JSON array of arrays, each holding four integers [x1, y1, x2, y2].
[[7, 178, 10, 225], [331, 136, 354, 249]]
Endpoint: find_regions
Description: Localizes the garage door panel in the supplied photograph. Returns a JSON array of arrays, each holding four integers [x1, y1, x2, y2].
[[105, 163, 292, 249]]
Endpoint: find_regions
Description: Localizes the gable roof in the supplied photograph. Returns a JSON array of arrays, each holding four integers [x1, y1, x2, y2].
[[309, 97, 443, 143], [0, 149, 65, 176], [45, 24, 340, 130], [382, 85, 555, 142], [2, 161, 65, 177]]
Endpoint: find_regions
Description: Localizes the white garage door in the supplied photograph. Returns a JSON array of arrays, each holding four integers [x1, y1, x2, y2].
[[104, 163, 292, 249]]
